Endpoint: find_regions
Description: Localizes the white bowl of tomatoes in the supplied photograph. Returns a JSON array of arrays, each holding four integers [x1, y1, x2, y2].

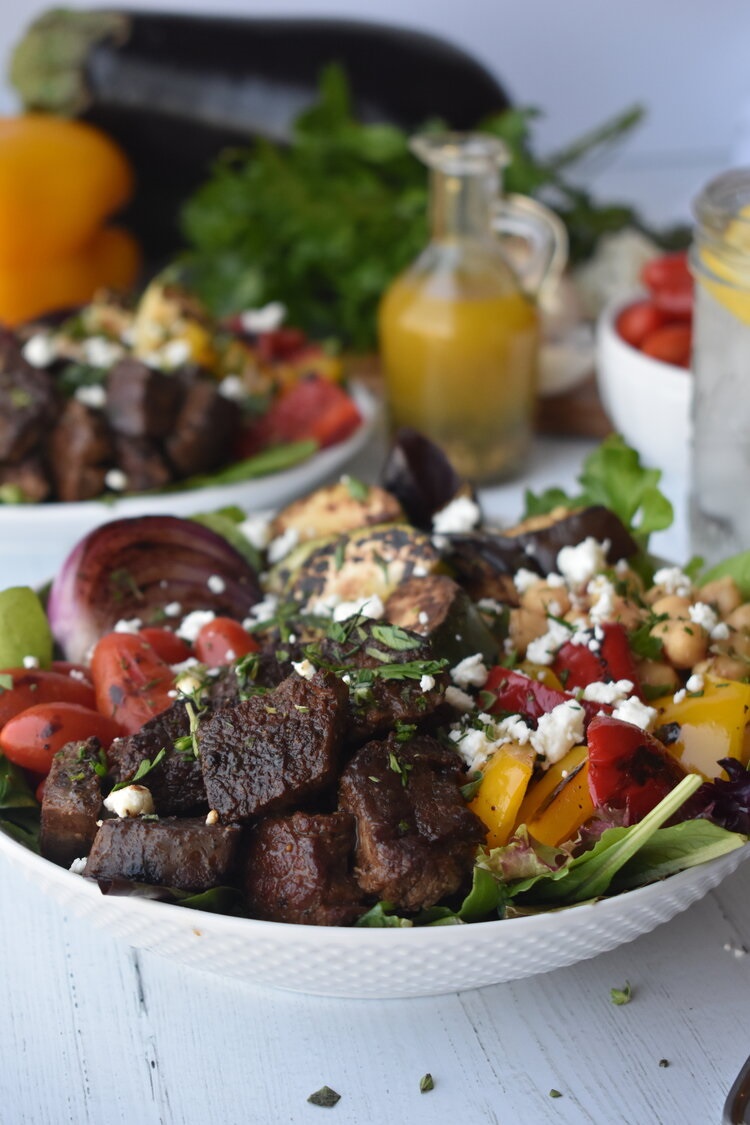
[[596, 251, 692, 479]]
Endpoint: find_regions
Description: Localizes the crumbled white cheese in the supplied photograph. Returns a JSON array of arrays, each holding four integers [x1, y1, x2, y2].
[[22, 655, 39, 669], [449, 714, 532, 773], [445, 685, 476, 712], [531, 699, 586, 766], [418, 611, 429, 626], [612, 696, 657, 730], [672, 688, 686, 705], [450, 653, 488, 690], [420, 674, 436, 692], [267, 527, 300, 564], [587, 574, 617, 625], [514, 567, 542, 595], [104, 468, 128, 492], [159, 338, 191, 369], [557, 538, 610, 589], [432, 495, 481, 534], [207, 574, 226, 595], [686, 673, 705, 693], [332, 594, 385, 622], [68, 668, 88, 682], [287, 633, 297, 644], [114, 617, 142, 634], [711, 622, 730, 641], [218, 374, 247, 401], [83, 336, 125, 368], [525, 618, 573, 666], [477, 598, 504, 615], [238, 512, 273, 552], [164, 601, 182, 618], [412, 565, 428, 578], [653, 566, 692, 598], [69, 857, 87, 875], [292, 658, 316, 681], [176, 610, 215, 643], [581, 679, 634, 706], [74, 383, 107, 409], [205, 810, 219, 826], [688, 601, 718, 633], [22, 333, 57, 367], [104, 784, 155, 818], [240, 301, 287, 334], [172, 656, 200, 677]]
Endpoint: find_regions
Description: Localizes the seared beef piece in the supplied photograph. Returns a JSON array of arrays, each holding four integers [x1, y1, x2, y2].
[[0, 333, 57, 462], [113, 434, 173, 492], [0, 455, 50, 502], [244, 811, 364, 926], [40, 737, 104, 867], [339, 734, 485, 913], [316, 620, 447, 745], [86, 816, 243, 892], [106, 358, 183, 438], [49, 399, 114, 501], [206, 642, 297, 711], [165, 378, 240, 475], [108, 702, 207, 816], [199, 672, 347, 822]]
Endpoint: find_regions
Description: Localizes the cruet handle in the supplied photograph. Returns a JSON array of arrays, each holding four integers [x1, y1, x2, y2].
[[492, 194, 568, 298]]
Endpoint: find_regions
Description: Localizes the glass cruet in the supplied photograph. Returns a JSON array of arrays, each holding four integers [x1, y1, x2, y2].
[[378, 133, 567, 482]]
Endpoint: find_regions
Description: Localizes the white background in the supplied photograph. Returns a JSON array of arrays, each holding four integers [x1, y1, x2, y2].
[[1, 0, 750, 224]]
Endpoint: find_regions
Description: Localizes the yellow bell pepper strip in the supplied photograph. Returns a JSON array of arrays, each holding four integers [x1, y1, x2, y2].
[[656, 675, 750, 778], [0, 115, 134, 266], [469, 744, 534, 848], [514, 744, 588, 828], [517, 661, 563, 691], [0, 226, 140, 327], [525, 759, 595, 847]]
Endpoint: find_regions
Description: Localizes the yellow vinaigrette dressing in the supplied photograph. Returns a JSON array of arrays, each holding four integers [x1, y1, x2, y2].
[[379, 134, 565, 482]]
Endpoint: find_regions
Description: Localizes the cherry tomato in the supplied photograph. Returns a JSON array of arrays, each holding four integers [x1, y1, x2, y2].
[[268, 376, 362, 449], [256, 328, 307, 363], [0, 668, 96, 728], [194, 617, 259, 667], [482, 667, 603, 727], [641, 251, 691, 293], [139, 627, 193, 665], [616, 301, 666, 349], [553, 623, 643, 700], [640, 323, 692, 367], [651, 286, 693, 320], [91, 633, 175, 734], [0, 702, 122, 775], [586, 715, 686, 823]]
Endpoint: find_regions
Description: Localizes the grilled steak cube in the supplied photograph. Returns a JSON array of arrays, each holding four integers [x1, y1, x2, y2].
[[108, 702, 207, 816], [339, 734, 485, 913], [317, 619, 447, 744], [86, 816, 243, 892], [0, 333, 57, 462], [113, 434, 173, 492], [40, 737, 104, 868], [199, 672, 347, 822], [244, 811, 364, 926], [106, 358, 183, 438], [50, 399, 114, 501], [165, 377, 240, 475]]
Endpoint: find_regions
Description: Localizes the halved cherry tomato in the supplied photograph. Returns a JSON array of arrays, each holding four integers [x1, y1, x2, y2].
[[553, 623, 643, 699], [256, 328, 307, 363], [0, 702, 121, 775], [91, 633, 175, 734], [586, 715, 686, 824], [265, 376, 362, 449], [0, 668, 96, 728], [641, 252, 693, 321], [616, 300, 666, 349], [194, 617, 259, 667], [139, 627, 193, 665], [640, 322, 692, 367]]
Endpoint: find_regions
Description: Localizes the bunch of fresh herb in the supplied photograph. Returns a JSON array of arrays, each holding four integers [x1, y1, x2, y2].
[[179, 65, 652, 351]]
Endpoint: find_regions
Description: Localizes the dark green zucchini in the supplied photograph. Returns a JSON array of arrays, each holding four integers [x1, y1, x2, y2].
[[11, 10, 509, 263], [384, 575, 499, 667]]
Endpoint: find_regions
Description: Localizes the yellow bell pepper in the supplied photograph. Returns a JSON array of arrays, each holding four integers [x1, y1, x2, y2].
[[469, 745, 534, 848], [525, 760, 594, 848], [514, 744, 588, 827], [656, 675, 750, 778], [518, 661, 564, 691]]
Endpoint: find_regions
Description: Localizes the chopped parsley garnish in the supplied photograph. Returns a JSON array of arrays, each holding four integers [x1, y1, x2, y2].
[[460, 772, 484, 801], [307, 1086, 341, 1108], [394, 721, 417, 743], [333, 540, 346, 572], [658, 1059, 670, 1068], [610, 981, 632, 1005], [0, 673, 14, 692], [549, 1089, 563, 1099], [419, 1074, 434, 1093], [388, 751, 413, 787], [110, 747, 167, 792], [628, 614, 667, 661], [369, 624, 420, 652], [343, 475, 369, 502]]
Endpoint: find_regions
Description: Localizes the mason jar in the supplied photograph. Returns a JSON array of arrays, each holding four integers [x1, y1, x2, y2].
[[689, 169, 750, 564]]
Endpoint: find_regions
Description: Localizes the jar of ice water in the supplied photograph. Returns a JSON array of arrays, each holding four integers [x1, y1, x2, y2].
[[690, 169, 750, 564]]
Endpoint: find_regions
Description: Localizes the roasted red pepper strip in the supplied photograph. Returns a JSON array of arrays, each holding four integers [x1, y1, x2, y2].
[[586, 714, 686, 824], [483, 667, 603, 726], [553, 623, 643, 699]]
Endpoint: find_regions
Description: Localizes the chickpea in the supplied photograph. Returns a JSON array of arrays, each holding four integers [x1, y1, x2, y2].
[[698, 576, 743, 617], [508, 607, 548, 654], [651, 594, 692, 620], [520, 582, 571, 618], [613, 565, 645, 600], [695, 653, 750, 680], [650, 618, 709, 669], [605, 595, 644, 631], [727, 603, 750, 633], [635, 658, 680, 693]]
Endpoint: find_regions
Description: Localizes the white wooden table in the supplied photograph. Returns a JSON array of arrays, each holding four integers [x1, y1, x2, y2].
[[1, 435, 746, 1125]]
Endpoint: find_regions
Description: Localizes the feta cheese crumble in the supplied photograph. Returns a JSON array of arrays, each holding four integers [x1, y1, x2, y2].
[[69, 857, 88, 875], [514, 567, 542, 595], [267, 527, 299, 564], [530, 700, 586, 766], [207, 574, 226, 595], [104, 784, 155, 818], [113, 617, 142, 634], [557, 538, 610, 589], [686, 673, 704, 693], [22, 655, 39, 669], [420, 674, 436, 692], [432, 495, 481, 534], [240, 301, 287, 334], [292, 658, 316, 681], [238, 512, 273, 552], [74, 384, 107, 409], [104, 468, 128, 492], [218, 374, 247, 401], [525, 618, 573, 666], [450, 653, 488, 689], [611, 696, 657, 730], [83, 336, 125, 368], [332, 594, 385, 622], [581, 679, 634, 706], [445, 686, 476, 713], [22, 333, 57, 367], [177, 610, 215, 643], [688, 601, 718, 633], [652, 566, 692, 598], [164, 601, 182, 617]]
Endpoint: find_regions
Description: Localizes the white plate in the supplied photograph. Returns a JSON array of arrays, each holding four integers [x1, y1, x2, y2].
[[2, 824, 746, 998], [0, 382, 379, 591]]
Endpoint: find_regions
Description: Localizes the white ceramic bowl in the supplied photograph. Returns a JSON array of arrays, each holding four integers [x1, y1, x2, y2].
[[596, 297, 691, 478], [0, 382, 379, 591], [2, 825, 745, 998]]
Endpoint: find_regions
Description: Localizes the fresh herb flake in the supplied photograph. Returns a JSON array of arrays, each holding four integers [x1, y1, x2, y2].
[[419, 1074, 434, 1093], [343, 475, 369, 502], [610, 981, 632, 1005], [111, 747, 167, 792], [549, 1089, 563, 1099], [307, 1086, 341, 1108], [460, 772, 484, 802]]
